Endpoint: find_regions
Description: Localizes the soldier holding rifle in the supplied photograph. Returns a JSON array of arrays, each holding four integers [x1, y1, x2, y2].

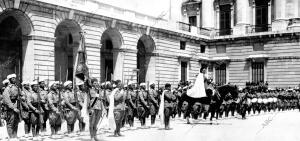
[[2, 74, 21, 140], [47, 81, 62, 138], [38, 80, 49, 134], [27, 80, 44, 140], [126, 81, 137, 128], [21, 81, 31, 138], [63, 80, 80, 134], [137, 83, 149, 128]]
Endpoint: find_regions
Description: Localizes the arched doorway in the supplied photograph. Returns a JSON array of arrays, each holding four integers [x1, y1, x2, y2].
[[0, 9, 33, 85], [54, 20, 81, 81], [100, 28, 123, 82], [136, 35, 156, 84]]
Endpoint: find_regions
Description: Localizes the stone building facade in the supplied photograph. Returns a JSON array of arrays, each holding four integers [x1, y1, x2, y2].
[[0, 0, 299, 89]]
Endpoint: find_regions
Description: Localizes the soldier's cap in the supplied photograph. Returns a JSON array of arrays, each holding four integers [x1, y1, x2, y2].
[[105, 81, 111, 85], [101, 82, 105, 86], [7, 74, 16, 79], [64, 81, 72, 87], [21, 81, 30, 85], [30, 80, 39, 86], [140, 83, 146, 86], [76, 80, 84, 86], [124, 84, 128, 88], [38, 79, 46, 83], [183, 86, 188, 90], [150, 82, 155, 86], [49, 81, 59, 87], [2, 79, 9, 85]]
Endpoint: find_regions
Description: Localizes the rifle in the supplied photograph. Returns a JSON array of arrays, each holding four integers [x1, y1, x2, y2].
[[16, 61, 23, 121], [37, 64, 44, 127], [102, 67, 108, 108], [146, 81, 150, 107], [58, 66, 64, 119]]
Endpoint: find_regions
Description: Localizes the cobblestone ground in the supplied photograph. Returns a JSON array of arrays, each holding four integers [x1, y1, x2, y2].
[[1, 110, 300, 141]]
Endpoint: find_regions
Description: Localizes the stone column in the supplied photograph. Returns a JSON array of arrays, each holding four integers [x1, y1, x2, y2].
[[202, 0, 215, 29], [216, 7, 220, 30], [252, 2, 256, 27], [230, 3, 234, 29], [287, 0, 300, 30], [233, 0, 250, 35], [272, 0, 288, 31], [268, 1, 272, 25]]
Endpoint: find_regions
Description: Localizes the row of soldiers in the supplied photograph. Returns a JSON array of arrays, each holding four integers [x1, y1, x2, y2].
[[0, 74, 178, 141], [238, 89, 300, 119]]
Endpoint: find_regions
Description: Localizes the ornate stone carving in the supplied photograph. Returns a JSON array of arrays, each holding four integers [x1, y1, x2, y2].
[[181, 0, 201, 16]]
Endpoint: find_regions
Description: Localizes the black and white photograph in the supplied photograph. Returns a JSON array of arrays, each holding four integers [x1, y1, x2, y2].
[[0, 0, 299, 141]]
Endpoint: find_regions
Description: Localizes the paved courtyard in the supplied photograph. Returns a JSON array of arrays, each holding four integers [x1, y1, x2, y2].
[[1, 110, 299, 141]]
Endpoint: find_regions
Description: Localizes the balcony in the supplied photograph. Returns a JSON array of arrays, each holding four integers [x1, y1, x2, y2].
[[178, 22, 191, 32], [246, 24, 272, 33], [216, 28, 232, 36]]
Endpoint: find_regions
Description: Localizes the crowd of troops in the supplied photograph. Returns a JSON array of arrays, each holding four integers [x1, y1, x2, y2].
[[0, 74, 177, 141], [1, 73, 300, 141], [174, 81, 300, 122]]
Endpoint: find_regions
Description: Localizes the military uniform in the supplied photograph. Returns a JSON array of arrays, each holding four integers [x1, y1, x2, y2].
[[88, 87, 104, 139], [47, 89, 62, 135], [2, 84, 20, 138], [137, 89, 148, 127], [113, 88, 125, 136], [27, 90, 44, 137], [126, 88, 136, 127], [76, 89, 86, 132], [163, 89, 176, 129], [63, 89, 79, 133], [40, 88, 49, 132], [149, 88, 159, 125], [21, 88, 31, 135]]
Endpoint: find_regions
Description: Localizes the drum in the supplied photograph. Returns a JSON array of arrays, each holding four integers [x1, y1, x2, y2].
[[263, 98, 268, 104], [251, 98, 258, 103], [257, 98, 263, 103]]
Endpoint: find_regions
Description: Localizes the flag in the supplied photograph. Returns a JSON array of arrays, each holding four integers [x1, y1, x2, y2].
[[75, 32, 89, 82], [187, 72, 207, 98], [74, 32, 90, 126], [107, 88, 117, 131]]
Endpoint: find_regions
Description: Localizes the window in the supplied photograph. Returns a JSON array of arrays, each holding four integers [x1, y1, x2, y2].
[[216, 45, 226, 54], [105, 39, 113, 50], [255, 0, 269, 32], [188, 16, 197, 27], [181, 62, 188, 82], [105, 59, 113, 81], [253, 43, 264, 51], [68, 34, 73, 44], [200, 45, 206, 53], [252, 62, 264, 84], [215, 64, 226, 86], [219, 4, 231, 35], [180, 41, 186, 50]]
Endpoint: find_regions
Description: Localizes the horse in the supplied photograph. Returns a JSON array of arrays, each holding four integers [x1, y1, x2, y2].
[[181, 84, 239, 121]]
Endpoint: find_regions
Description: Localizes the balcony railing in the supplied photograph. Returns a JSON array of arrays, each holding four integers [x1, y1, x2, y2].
[[246, 24, 272, 33], [197, 27, 211, 36], [178, 22, 191, 32], [216, 28, 232, 36]]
